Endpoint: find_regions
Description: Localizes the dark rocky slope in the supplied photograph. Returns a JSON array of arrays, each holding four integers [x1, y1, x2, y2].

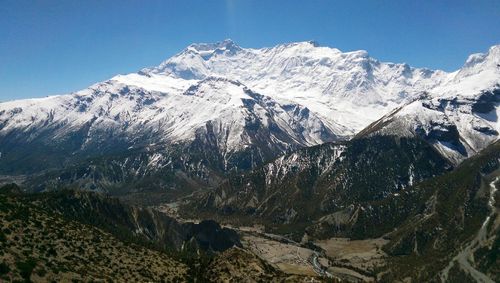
[[181, 135, 452, 239]]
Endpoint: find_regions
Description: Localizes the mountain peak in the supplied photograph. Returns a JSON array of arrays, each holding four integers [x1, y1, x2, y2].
[[273, 40, 321, 51], [463, 44, 500, 69], [487, 44, 500, 63], [287, 40, 319, 47], [308, 40, 320, 47], [187, 39, 241, 54]]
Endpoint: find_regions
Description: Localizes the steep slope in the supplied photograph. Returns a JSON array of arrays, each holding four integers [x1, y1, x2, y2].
[[0, 185, 317, 282], [15, 187, 241, 254], [179, 47, 500, 235], [180, 135, 452, 238], [0, 77, 336, 175], [141, 39, 450, 132], [0, 41, 498, 202], [0, 186, 188, 282], [360, 87, 500, 164], [0, 78, 340, 202], [359, 46, 500, 164], [179, 129, 500, 282], [378, 140, 500, 282], [181, 83, 500, 239]]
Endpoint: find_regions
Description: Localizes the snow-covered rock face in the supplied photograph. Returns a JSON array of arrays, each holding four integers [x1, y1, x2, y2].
[[356, 45, 500, 164], [123, 40, 499, 136], [140, 40, 452, 132], [363, 87, 500, 164], [433, 45, 500, 98], [0, 77, 337, 148], [0, 74, 342, 174], [0, 40, 499, 173]]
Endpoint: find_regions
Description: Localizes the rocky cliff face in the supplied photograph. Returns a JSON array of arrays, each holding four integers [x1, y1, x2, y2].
[[360, 87, 500, 164], [28, 189, 241, 253]]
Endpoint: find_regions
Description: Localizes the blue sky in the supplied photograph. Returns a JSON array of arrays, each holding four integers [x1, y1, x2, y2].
[[0, 0, 499, 101]]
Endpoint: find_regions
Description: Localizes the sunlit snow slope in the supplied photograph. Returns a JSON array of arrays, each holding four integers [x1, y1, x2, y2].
[[359, 46, 500, 163], [0, 40, 499, 173]]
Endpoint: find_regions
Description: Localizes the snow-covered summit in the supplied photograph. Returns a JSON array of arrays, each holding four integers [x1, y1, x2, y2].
[[0, 71, 343, 174], [187, 39, 242, 54], [463, 45, 500, 69], [127, 39, 485, 133], [357, 44, 499, 163], [433, 44, 500, 98], [1, 40, 499, 171], [362, 86, 500, 164]]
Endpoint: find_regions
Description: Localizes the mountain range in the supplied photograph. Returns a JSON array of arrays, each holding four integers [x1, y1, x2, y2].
[[1, 40, 499, 282]]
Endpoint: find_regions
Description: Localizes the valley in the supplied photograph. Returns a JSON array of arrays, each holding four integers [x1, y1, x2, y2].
[[1, 39, 499, 282]]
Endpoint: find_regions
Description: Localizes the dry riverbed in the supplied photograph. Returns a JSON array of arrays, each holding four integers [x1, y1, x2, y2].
[[240, 229, 387, 282], [315, 237, 388, 282]]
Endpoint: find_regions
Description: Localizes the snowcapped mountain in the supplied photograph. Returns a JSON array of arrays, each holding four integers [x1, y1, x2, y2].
[[119, 39, 451, 133], [360, 46, 500, 164], [0, 77, 337, 174], [0, 40, 499, 176], [171, 43, 500, 245]]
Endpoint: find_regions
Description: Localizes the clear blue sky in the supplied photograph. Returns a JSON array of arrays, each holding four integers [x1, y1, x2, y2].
[[1, 0, 499, 101]]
